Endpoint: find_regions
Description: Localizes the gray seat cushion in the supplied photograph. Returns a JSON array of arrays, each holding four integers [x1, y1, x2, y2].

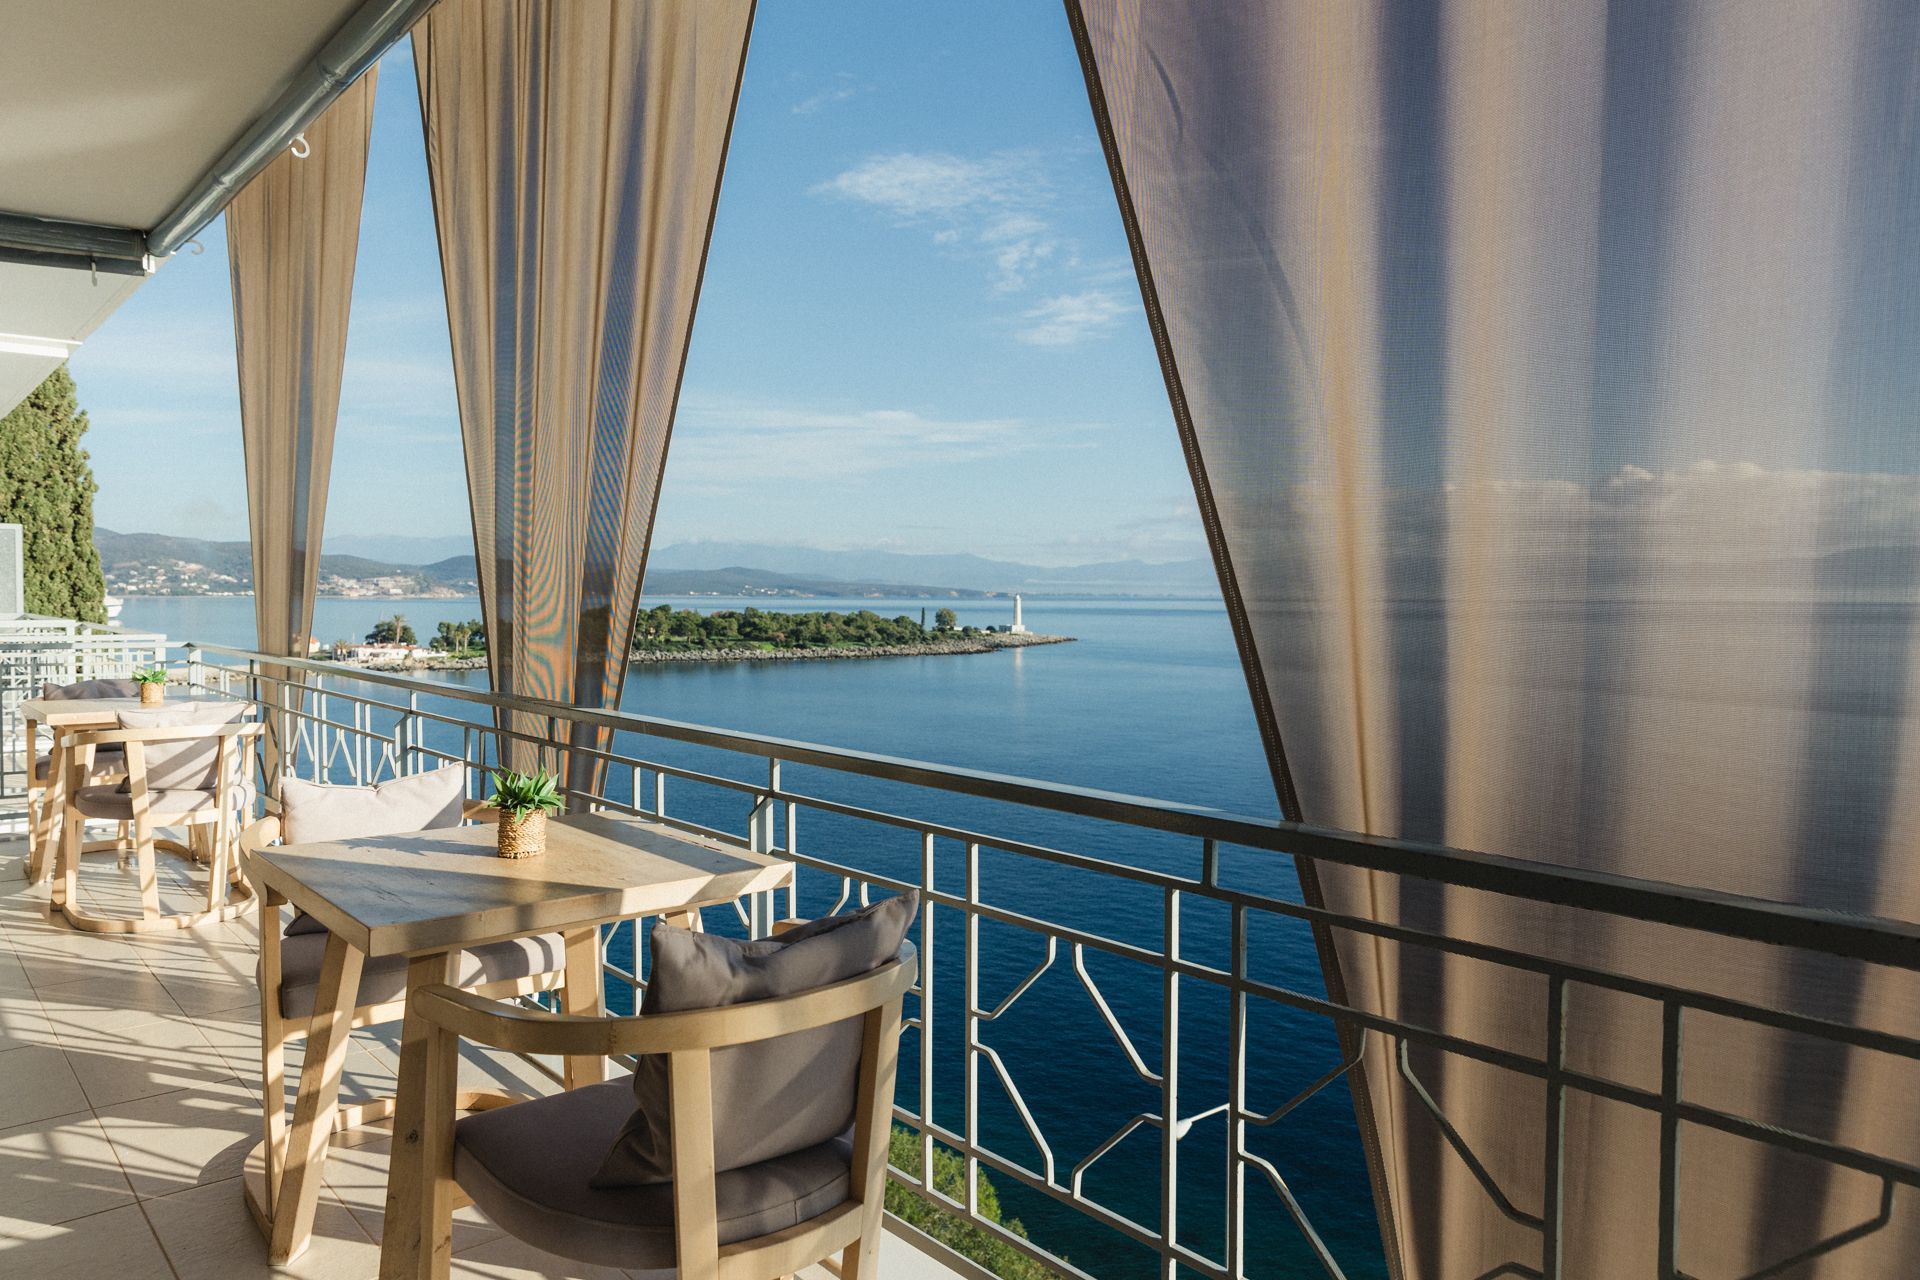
[[74, 782, 220, 820], [593, 893, 917, 1188], [455, 1079, 852, 1270], [278, 765, 468, 937], [115, 701, 250, 790], [35, 746, 125, 782], [276, 929, 567, 1020]]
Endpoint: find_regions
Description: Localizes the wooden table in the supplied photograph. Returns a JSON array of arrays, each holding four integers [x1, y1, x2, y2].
[[21, 694, 233, 898], [241, 812, 795, 1274]]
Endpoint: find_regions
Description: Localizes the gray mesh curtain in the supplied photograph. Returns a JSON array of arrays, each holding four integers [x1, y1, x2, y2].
[[1068, 1, 1920, 1275], [414, 0, 754, 782], [227, 70, 378, 791]]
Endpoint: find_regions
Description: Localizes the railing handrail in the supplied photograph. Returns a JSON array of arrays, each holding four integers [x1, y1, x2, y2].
[[183, 639, 1920, 972]]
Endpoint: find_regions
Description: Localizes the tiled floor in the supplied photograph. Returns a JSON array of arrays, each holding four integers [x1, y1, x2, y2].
[[0, 826, 947, 1280]]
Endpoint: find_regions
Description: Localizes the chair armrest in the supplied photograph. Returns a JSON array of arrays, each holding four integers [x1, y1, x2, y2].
[[411, 948, 918, 1058], [61, 721, 263, 750]]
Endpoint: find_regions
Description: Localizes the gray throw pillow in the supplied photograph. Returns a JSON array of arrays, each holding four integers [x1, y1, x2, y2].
[[591, 891, 918, 1188], [43, 677, 141, 700], [279, 765, 468, 937]]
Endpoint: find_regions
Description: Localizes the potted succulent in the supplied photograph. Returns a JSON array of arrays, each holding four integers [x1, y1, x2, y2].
[[487, 769, 564, 859], [133, 667, 168, 705]]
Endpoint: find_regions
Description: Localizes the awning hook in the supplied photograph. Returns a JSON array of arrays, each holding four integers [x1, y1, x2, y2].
[[289, 134, 311, 159]]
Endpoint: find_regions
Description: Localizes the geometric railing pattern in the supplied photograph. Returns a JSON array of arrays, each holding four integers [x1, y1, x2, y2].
[[174, 642, 1920, 1280]]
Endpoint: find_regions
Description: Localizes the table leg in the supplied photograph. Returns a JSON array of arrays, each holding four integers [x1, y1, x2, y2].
[[28, 734, 61, 888], [270, 931, 365, 1264], [55, 747, 85, 911], [380, 951, 456, 1280], [561, 926, 605, 1088]]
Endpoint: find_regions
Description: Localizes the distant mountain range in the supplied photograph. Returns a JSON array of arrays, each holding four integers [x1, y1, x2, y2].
[[645, 541, 1217, 596], [94, 528, 1217, 600]]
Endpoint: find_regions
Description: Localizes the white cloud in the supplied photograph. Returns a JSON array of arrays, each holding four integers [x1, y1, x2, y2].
[[666, 391, 1084, 490], [792, 74, 863, 116], [814, 150, 1076, 294], [814, 151, 1038, 217], [816, 149, 1143, 330], [1014, 290, 1130, 347]]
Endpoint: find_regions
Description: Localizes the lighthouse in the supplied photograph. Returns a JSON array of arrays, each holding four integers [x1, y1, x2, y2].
[[1011, 594, 1028, 635]]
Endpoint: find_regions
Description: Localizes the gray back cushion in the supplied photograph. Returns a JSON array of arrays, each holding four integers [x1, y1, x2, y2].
[[279, 765, 468, 937], [117, 701, 249, 790], [43, 677, 140, 700], [592, 891, 918, 1188]]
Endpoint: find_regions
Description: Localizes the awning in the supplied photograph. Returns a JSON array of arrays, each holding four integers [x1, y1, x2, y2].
[[0, 0, 430, 415]]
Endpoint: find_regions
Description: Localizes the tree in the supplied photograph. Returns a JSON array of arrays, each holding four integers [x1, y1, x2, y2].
[[366, 614, 416, 645], [934, 607, 957, 631], [432, 618, 484, 653], [0, 366, 107, 622]]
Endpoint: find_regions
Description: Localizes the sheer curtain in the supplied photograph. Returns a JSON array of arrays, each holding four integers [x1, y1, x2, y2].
[[227, 70, 378, 789], [1068, 1, 1920, 1274], [414, 0, 754, 782]]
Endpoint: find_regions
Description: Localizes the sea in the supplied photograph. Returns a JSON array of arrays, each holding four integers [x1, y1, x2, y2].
[[118, 594, 1386, 1279]]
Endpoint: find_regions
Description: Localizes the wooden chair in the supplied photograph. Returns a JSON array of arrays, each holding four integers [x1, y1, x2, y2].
[[403, 946, 916, 1280], [24, 677, 139, 884], [237, 804, 574, 1243], [53, 717, 261, 932]]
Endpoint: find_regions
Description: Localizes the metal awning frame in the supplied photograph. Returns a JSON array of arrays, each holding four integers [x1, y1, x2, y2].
[[0, 0, 436, 275]]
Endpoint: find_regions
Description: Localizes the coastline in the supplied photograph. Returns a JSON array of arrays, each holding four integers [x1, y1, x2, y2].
[[332, 632, 1074, 673]]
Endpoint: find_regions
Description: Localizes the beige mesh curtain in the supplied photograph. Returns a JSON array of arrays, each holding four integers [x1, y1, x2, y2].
[[414, 0, 754, 788], [1069, 1, 1920, 1276], [227, 70, 379, 792]]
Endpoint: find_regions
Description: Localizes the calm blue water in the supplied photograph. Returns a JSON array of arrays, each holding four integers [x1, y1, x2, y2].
[[120, 594, 1385, 1278]]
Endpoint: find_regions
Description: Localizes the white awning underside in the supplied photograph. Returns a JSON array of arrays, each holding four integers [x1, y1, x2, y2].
[[0, 0, 400, 417]]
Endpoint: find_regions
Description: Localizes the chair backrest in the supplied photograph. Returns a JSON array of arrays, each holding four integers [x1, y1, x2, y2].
[[118, 701, 250, 790], [42, 677, 140, 700], [595, 894, 919, 1186]]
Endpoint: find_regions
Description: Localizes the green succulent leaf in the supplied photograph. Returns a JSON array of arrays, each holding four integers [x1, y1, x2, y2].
[[485, 769, 564, 817], [132, 667, 167, 685]]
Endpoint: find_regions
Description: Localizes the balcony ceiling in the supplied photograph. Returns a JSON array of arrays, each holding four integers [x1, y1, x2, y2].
[[0, 0, 407, 418], [0, 0, 363, 227]]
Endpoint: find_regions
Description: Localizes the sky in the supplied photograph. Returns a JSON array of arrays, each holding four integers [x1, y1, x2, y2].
[[67, 1, 1208, 568]]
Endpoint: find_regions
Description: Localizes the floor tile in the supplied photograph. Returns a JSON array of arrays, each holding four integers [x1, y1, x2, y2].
[[143, 1173, 380, 1280], [0, 1110, 136, 1225], [93, 1083, 260, 1199], [55, 1011, 244, 1109], [0, 1202, 174, 1278], [0, 984, 58, 1053], [320, 1132, 502, 1253], [449, 1232, 635, 1280], [10, 930, 148, 990], [0, 1043, 90, 1129], [33, 966, 187, 1034]]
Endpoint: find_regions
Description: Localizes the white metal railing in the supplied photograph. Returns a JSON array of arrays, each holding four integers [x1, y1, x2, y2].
[[0, 616, 168, 800], [153, 642, 1920, 1280]]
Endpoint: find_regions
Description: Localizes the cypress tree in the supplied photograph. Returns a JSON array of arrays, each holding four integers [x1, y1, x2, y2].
[[0, 366, 107, 622]]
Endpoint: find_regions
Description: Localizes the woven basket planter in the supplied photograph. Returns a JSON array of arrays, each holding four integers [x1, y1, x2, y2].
[[139, 682, 165, 706], [496, 810, 547, 859]]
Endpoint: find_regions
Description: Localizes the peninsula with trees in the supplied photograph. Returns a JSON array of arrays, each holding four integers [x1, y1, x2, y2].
[[335, 606, 1070, 669]]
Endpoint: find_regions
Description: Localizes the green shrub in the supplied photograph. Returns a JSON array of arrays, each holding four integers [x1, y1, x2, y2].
[[886, 1126, 1062, 1279]]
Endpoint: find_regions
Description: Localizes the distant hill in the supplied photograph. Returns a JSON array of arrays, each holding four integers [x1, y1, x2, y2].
[[647, 541, 1218, 596], [93, 530, 991, 600]]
